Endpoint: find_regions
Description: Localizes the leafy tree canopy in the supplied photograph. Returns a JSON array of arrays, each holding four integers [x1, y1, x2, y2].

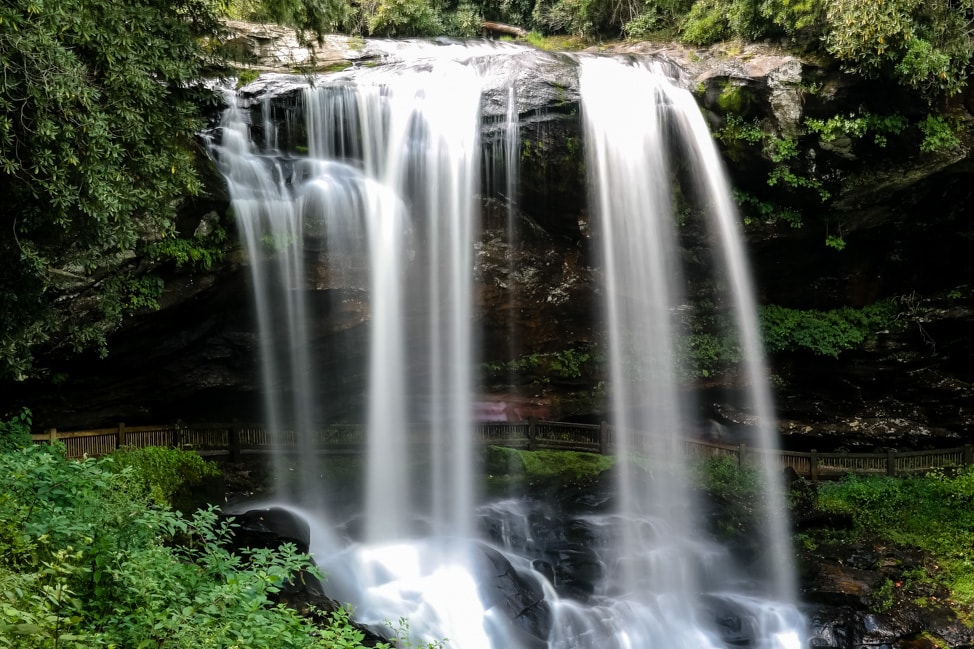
[[0, 0, 225, 380]]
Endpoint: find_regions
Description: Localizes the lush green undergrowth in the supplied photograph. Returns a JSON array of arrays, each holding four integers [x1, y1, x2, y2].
[[0, 440, 413, 649], [812, 470, 974, 607], [486, 445, 615, 482]]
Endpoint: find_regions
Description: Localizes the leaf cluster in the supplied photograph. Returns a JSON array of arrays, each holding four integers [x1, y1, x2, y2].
[[760, 300, 896, 358], [682, 0, 974, 97], [0, 444, 418, 648], [0, 409, 32, 455], [816, 468, 974, 606], [0, 0, 225, 381], [107, 446, 220, 507], [483, 346, 594, 384]]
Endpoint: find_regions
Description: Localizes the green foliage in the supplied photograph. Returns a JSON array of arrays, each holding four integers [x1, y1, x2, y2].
[[805, 112, 909, 148], [107, 446, 220, 507], [918, 114, 963, 154], [764, 134, 831, 201], [716, 116, 830, 202], [760, 300, 896, 357], [824, 234, 846, 251], [0, 444, 403, 648], [680, 0, 731, 44], [690, 454, 761, 501], [816, 468, 974, 605], [624, 0, 694, 39], [147, 220, 228, 271], [0, 0, 223, 380], [679, 0, 762, 44], [231, 0, 360, 36], [758, 0, 823, 35], [734, 190, 803, 228], [446, 1, 485, 37], [483, 347, 593, 384], [688, 454, 764, 539], [677, 332, 742, 378], [486, 446, 614, 482], [821, 0, 974, 96], [0, 408, 32, 454], [465, 0, 535, 26], [715, 115, 765, 147], [532, 0, 643, 37], [366, 0, 446, 36], [236, 68, 261, 88]]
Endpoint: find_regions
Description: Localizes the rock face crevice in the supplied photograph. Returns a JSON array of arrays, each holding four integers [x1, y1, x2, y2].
[[4, 31, 972, 452]]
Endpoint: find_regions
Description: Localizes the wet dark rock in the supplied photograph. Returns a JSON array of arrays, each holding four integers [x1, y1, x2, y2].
[[475, 544, 553, 644], [231, 506, 312, 553]]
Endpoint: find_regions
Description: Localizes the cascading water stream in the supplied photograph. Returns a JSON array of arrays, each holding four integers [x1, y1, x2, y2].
[[211, 43, 806, 649]]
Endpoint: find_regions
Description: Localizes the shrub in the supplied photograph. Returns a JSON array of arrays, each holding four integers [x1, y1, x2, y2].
[[822, 0, 973, 97], [0, 408, 32, 453], [107, 446, 220, 507], [0, 444, 401, 648], [760, 301, 896, 357], [445, 1, 484, 37], [816, 468, 974, 605], [759, 0, 824, 35], [918, 114, 963, 154], [366, 0, 445, 36], [532, 0, 643, 37], [680, 0, 731, 45]]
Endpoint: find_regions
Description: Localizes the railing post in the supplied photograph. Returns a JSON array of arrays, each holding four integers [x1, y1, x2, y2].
[[738, 443, 747, 467], [172, 420, 182, 449], [47, 427, 58, 444], [527, 417, 537, 451], [809, 450, 819, 483], [964, 444, 973, 467], [599, 421, 609, 455], [116, 423, 126, 449], [229, 421, 241, 461], [886, 449, 897, 477]]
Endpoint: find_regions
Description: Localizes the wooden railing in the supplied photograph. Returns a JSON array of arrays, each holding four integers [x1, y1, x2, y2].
[[34, 420, 974, 482]]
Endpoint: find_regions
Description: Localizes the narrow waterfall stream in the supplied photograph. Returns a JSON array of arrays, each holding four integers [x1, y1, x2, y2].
[[209, 42, 806, 649]]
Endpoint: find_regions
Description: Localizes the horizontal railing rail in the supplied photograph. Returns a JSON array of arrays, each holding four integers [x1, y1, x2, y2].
[[34, 420, 974, 482]]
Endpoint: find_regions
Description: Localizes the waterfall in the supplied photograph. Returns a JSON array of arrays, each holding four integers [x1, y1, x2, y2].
[[577, 55, 802, 646], [210, 43, 805, 649], [581, 55, 794, 602]]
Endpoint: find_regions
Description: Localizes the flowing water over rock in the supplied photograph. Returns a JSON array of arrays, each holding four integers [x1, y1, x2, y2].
[[209, 41, 806, 649]]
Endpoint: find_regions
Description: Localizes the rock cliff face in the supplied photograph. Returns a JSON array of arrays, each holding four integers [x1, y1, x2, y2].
[[6, 30, 973, 452]]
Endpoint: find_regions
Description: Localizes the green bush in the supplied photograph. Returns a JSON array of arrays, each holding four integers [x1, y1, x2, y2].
[[816, 469, 974, 605], [760, 301, 895, 357], [918, 114, 963, 154], [691, 454, 762, 500], [758, 0, 824, 35], [680, 0, 731, 45], [532, 0, 643, 37], [445, 1, 484, 36], [0, 0, 220, 380], [0, 444, 412, 649], [624, 0, 694, 39], [804, 112, 909, 148], [821, 0, 973, 96], [0, 408, 32, 454], [367, 0, 445, 36], [107, 446, 220, 507]]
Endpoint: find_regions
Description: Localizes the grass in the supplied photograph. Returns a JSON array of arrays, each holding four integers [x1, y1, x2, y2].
[[812, 468, 974, 609]]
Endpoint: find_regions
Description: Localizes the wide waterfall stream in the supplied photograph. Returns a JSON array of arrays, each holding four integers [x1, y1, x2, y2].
[[209, 42, 806, 649]]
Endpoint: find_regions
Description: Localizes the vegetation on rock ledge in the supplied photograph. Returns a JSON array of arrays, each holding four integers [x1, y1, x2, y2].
[[0, 0, 229, 381]]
